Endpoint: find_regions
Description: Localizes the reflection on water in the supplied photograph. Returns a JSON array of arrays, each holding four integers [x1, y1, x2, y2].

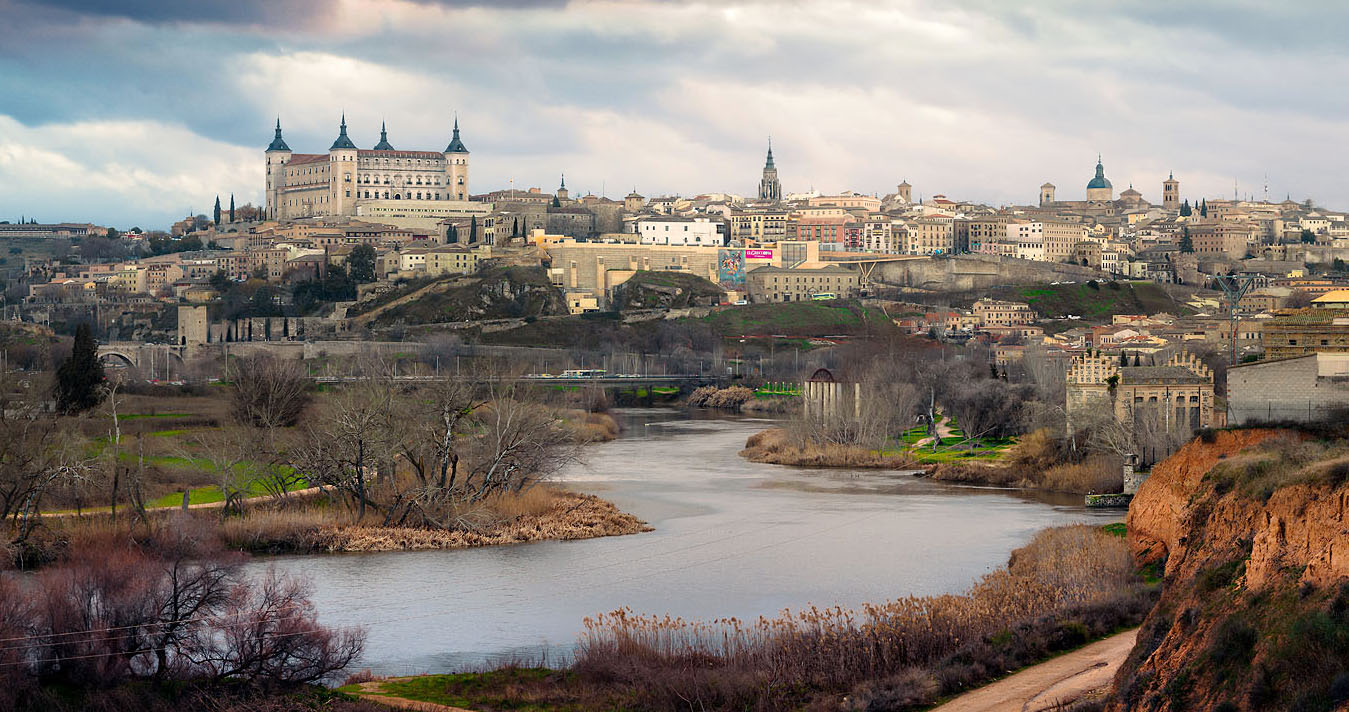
[[253, 408, 1118, 675]]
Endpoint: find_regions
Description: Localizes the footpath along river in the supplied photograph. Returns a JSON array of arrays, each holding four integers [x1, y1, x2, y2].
[[254, 408, 1117, 674]]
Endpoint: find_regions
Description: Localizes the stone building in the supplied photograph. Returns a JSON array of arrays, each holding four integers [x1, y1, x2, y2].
[[1228, 353, 1349, 424], [266, 117, 472, 220], [972, 299, 1034, 327], [1261, 309, 1349, 359], [1066, 351, 1219, 433], [746, 265, 859, 303]]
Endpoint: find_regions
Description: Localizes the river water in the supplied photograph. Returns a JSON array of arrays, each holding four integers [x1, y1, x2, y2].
[[255, 409, 1118, 675]]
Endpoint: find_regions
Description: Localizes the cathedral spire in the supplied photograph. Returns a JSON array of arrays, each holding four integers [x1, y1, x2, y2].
[[765, 136, 775, 170]]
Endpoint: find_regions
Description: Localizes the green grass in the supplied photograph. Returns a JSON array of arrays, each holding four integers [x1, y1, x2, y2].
[[148, 429, 187, 437], [1102, 522, 1127, 538], [118, 412, 193, 420]]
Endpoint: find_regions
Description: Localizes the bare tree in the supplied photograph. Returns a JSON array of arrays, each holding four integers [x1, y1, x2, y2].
[[0, 372, 92, 543], [230, 355, 312, 431], [294, 372, 396, 521], [462, 387, 580, 502]]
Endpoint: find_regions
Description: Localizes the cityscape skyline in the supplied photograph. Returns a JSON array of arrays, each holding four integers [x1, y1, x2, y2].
[[2, 0, 1345, 228]]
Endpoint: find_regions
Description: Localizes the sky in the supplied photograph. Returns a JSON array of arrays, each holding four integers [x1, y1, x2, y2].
[[1, 0, 1346, 230]]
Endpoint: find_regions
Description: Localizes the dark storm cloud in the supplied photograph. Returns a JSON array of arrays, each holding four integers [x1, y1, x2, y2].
[[13, 0, 334, 25]]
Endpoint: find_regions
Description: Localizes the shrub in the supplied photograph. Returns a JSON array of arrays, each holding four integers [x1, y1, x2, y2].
[[1208, 618, 1257, 666]]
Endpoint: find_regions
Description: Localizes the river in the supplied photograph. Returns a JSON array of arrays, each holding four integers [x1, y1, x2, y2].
[[254, 408, 1119, 675]]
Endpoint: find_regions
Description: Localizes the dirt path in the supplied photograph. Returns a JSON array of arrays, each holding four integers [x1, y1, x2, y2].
[[353, 680, 475, 712], [932, 628, 1137, 712], [915, 414, 957, 448]]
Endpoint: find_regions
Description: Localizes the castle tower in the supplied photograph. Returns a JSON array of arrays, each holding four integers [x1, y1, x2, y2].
[[897, 180, 912, 204], [264, 118, 291, 220], [624, 189, 645, 212], [328, 114, 358, 216], [1040, 182, 1056, 207], [556, 174, 569, 202], [1086, 155, 1113, 202], [758, 138, 781, 202], [1163, 171, 1180, 210], [443, 117, 470, 201]]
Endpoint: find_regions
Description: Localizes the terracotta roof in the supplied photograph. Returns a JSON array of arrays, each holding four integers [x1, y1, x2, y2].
[[287, 154, 327, 166]]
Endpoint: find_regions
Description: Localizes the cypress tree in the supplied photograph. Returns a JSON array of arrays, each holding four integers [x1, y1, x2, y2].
[[1200, 199, 1208, 217], [470, 215, 478, 243], [1179, 225, 1194, 253], [1180, 199, 1191, 217], [55, 323, 106, 414], [229, 194, 235, 223], [213, 196, 222, 226]]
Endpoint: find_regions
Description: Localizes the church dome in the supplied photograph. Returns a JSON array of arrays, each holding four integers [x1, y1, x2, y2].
[[1087, 157, 1112, 190]]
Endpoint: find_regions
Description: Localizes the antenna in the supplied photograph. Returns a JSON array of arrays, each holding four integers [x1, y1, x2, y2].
[[1213, 274, 1257, 365]]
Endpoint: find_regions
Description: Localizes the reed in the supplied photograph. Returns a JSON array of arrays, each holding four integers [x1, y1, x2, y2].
[[568, 524, 1151, 710]]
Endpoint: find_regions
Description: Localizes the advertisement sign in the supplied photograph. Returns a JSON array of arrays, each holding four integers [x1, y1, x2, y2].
[[717, 249, 745, 290], [745, 249, 774, 260]]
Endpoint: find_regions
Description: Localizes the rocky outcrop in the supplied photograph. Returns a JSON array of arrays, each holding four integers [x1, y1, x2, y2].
[[1110, 429, 1349, 711]]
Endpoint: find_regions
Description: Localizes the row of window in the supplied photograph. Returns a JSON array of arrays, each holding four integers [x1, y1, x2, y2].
[[356, 191, 467, 200]]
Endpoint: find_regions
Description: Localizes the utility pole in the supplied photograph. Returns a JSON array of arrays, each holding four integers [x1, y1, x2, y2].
[[1213, 274, 1257, 365]]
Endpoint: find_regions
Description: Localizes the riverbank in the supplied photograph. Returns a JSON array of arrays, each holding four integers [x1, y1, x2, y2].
[[224, 489, 651, 554], [739, 426, 916, 468]]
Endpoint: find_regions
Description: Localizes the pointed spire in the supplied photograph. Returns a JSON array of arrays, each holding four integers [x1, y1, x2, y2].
[[445, 114, 468, 153], [560, 173, 566, 189], [373, 119, 395, 150], [267, 116, 290, 152], [764, 136, 776, 170], [330, 113, 357, 150]]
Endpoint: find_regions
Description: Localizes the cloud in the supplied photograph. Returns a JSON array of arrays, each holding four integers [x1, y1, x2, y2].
[[4, 0, 1349, 227], [0, 115, 260, 227]]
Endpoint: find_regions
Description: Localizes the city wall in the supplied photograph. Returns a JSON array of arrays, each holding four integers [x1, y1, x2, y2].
[[873, 254, 1107, 292]]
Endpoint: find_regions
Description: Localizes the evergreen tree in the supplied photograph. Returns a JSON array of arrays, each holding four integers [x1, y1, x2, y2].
[[348, 244, 377, 283], [229, 194, 235, 223], [447, 224, 459, 244], [213, 196, 222, 226], [512, 217, 519, 237], [1179, 225, 1194, 253], [1200, 199, 1208, 217], [1179, 199, 1191, 217], [469, 215, 478, 243], [1119, 352, 1128, 366], [1133, 353, 1141, 367], [55, 323, 106, 414]]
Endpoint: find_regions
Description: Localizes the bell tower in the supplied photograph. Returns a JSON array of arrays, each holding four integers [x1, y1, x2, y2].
[[1163, 172, 1180, 210]]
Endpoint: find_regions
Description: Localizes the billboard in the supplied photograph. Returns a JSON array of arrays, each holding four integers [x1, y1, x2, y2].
[[717, 249, 745, 290], [745, 249, 774, 260]]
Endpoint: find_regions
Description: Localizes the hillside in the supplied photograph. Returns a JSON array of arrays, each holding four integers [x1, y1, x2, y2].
[[358, 266, 568, 327], [1111, 428, 1349, 711], [611, 271, 724, 311], [989, 280, 1197, 321], [695, 299, 898, 338]]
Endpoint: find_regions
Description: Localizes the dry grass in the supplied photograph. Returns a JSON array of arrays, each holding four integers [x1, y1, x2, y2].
[[687, 385, 755, 409], [216, 486, 650, 554], [317, 490, 649, 552], [740, 427, 915, 468], [930, 454, 1123, 494]]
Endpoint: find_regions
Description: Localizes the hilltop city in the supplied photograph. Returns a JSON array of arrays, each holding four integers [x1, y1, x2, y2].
[[5, 112, 1349, 712]]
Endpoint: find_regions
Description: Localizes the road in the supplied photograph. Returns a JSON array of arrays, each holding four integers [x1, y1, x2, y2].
[[932, 628, 1137, 712]]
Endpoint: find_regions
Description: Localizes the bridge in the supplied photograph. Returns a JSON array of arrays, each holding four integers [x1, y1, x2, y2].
[[97, 342, 185, 377], [311, 374, 708, 388]]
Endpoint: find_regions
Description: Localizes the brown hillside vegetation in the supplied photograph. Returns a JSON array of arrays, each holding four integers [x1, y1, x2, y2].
[[1110, 429, 1349, 712]]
